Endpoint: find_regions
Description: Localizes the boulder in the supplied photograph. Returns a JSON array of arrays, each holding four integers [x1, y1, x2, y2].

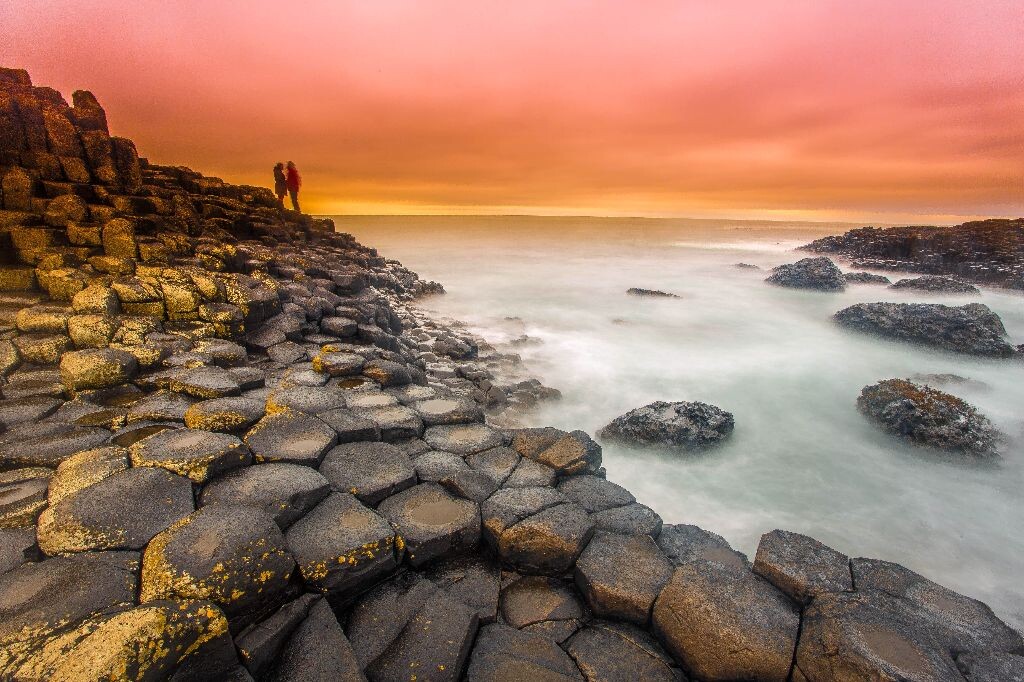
[[627, 287, 680, 298], [284, 492, 399, 601], [37, 466, 194, 553], [765, 256, 846, 291], [319, 441, 416, 505], [466, 623, 582, 681], [565, 621, 683, 682], [130, 427, 251, 482], [833, 302, 1017, 357], [857, 379, 1002, 456], [890, 275, 980, 294], [377, 482, 480, 567], [140, 505, 296, 627], [199, 463, 331, 529], [600, 400, 734, 450], [574, 532, 672, 625], [752, 529, 852, 605], [59, 347, 138, 392], [844, 271, 891, 285], [244, 409, 337, 466]]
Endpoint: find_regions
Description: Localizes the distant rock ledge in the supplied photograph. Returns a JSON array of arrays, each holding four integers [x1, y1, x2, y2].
[[1, 66, 1022, 681]]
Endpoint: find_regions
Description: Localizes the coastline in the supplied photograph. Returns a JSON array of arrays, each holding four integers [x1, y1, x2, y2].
[[1, 67, 1022, 680]]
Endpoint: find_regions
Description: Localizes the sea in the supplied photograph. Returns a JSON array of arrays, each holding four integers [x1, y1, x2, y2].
[[333, 214, 1024, 629]]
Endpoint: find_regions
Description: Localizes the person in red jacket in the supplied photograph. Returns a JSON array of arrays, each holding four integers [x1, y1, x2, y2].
[[285, 161, 302, 212]]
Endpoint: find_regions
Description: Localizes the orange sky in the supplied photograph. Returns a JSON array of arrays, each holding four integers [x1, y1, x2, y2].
[[4, 1, 1022, 222]]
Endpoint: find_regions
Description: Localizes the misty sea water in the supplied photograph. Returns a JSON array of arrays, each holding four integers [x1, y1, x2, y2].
[[335, 215, 1024, 629]]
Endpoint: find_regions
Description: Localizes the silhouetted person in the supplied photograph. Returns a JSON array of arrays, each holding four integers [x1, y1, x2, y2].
[[286, 161, 302, 212], [273, 162, 286, 207]]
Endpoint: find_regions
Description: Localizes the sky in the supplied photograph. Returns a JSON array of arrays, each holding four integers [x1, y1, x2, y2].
[[3, 0, 1022, 222]]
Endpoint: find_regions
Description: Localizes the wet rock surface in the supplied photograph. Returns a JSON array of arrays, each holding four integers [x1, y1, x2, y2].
[[0, 68, 1019, 681], [890, 275, 981, 293], [834, 302, 1018, 357], [600, 400, 734, 450], [765, 256, 846, 291], [858, 378, 1002, 456]]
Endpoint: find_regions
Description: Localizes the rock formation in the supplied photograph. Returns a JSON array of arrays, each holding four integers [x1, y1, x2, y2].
[[889, 275, 980, 294], [599, 400, 734, 450], [833, 302, 1018, 357], [857, 379, 1002, 457], [626, 288, 680, 298], [802, 219, 1024, 288], [765, 256, 846, 291], [2, 67, 1022, 681]]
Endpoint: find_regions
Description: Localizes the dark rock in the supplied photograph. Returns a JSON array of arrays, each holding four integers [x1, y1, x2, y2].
[[37, 466, 194, 553], [59, 347, 138, 392], [590, 503, 663, 538], [319, 441, 416, 505], [501, 575, 585, 629], [466, 446, 520, 486], [266, 385, 347, 415], [130, 427, 252, 482], [266, 598, 366, 682], [844, 271, 891, 285], [413, 397, 483, 426], [0, 395, 61, 430], [244, 409, 337, 466], [833, 302, 1017, 357], [312, 351, 365, 377], [466, 622, 583, 681], [503, 457, 557, 488], [890, 275, 980, 294], [414, 450, 470, 482], [422, 555, 501, 624], [168, 365, 242, 398], [126, 389, 195, 423], [511, 427, 602, 475], [566, 621, 684, 682], [200, 462, 330, 529], [441, 469, 498, 502], [0, 527, 38, 575], [765, 256, 846, 291], [185, 396, 265, 432], [0, 551, 140, 674], [627, 288, 680, 298], [284, 492, 399, 601], [0, 467, 51, 528], [362, 358, 412, 387], [857, 379, 1002, 456], [575, 532, 672, 625], [600, 401, 734, 450], [234, 593, 319, 679], [956, 652, 1024, 682], [752, 529, 852, 605], [318, 407, 381, 443], [557, 475, 635, 512], [378, 482, 480, 566], [424, 423, 505, 455], [140, 504, 296, 627], [355, 404, 424, 442]]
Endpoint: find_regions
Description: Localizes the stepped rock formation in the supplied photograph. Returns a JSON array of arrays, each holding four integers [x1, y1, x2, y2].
[[1, 68, 1023, 681], [802, 219, 1024, 288]]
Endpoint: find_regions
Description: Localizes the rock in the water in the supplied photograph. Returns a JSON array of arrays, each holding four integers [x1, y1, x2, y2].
[[37, 466, 194, 553], [890, 275, 980, 294], [627, 288, 680, 298], [377, 483, 481, 567], [857, 379, 1002, 456], [140, 505, 296, 627], [765, 256, 846, 291], [130, 427, 252, 482], [844, 271, 892, 285], [200, 463, 331, 529], [833, 302, 1017, 357], [753, 529, 852, 605], [319, 441, 416, 505], [599, 400, 734, 450], [284, 492, 399, 602], [574, 532, 672, 625]]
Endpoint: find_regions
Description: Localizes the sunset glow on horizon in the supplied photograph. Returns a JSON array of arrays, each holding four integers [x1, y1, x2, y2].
[[4, 0, 1022, 223]]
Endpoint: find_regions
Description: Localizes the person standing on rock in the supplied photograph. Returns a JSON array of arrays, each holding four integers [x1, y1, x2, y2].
[[286, 161, 302, 212], [273, 162, 287, 207]]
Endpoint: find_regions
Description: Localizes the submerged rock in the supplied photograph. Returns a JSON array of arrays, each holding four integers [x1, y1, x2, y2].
[[844, 271, 891, 285], [626, 288, 680, 298], [857, 379, 1002, 457], [765, 256, 846, 291], [834, 302, 1017, 357], [599, 400, 734, 450]]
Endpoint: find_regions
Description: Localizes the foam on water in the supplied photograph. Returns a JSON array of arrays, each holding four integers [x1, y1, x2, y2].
[[336, 215, 1024, 628]]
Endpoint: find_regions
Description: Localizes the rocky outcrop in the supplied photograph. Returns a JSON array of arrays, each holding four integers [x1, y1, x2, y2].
[[890, 275, 980, 294], [833, 302, 1018, 357], [765, 256, 846, 291], [844, 271, 891, 285], [802, 219, 1024, 288], [1, 67, 1020, 682], [626, 287, 679, 298], [857, 379, 1002, 457], [599, 400, 734, 450]]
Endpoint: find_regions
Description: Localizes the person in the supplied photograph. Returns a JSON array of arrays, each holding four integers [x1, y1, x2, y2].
[[285, 161, 302, 212], [273, 162, 287, 207]]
